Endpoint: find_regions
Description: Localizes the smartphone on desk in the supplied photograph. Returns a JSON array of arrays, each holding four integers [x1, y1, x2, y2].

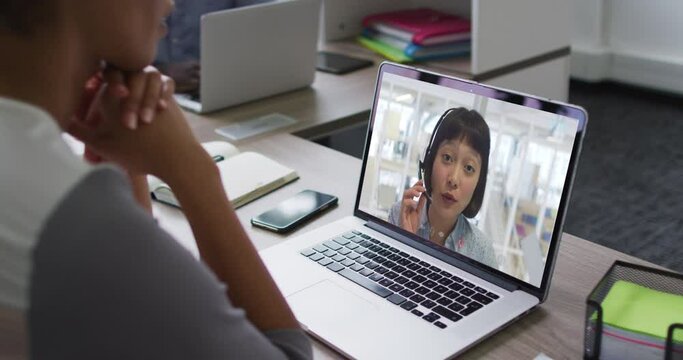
[[251, 190, 338, 233], [316, 51, 373, 75]]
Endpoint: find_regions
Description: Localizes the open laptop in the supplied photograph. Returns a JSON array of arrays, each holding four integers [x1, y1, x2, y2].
[[260, 62, 588, 359], [175, 0, 320, 114]]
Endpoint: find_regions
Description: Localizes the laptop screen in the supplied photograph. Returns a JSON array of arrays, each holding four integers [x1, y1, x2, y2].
[[356, 63, 586, 289]]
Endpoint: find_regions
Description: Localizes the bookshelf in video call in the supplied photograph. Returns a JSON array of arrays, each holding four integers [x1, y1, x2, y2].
[[321, 0, 572, 102]]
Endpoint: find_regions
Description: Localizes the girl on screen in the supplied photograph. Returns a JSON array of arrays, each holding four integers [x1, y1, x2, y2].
[[388, 107, 498, 269]]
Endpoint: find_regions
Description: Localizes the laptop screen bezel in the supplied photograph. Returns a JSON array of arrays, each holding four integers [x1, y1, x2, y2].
[[353, 62, 587, 301]]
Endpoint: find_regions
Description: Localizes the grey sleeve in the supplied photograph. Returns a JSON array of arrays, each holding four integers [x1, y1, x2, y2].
[[29, 167, 311, 360]]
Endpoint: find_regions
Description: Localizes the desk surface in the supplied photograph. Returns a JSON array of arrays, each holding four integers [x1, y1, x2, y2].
[[154, 132, 657, 360]]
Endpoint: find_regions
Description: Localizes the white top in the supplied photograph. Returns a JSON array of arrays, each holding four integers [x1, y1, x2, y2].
[[0, 97, 89, 310]]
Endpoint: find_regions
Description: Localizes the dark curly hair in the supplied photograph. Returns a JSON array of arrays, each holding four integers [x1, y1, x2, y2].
[[423, 107, 491, 218]]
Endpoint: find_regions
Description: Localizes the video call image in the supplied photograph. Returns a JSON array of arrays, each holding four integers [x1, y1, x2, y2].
[[359, 73, 580, 286]]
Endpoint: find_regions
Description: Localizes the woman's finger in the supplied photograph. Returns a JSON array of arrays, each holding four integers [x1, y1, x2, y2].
[[157, 75, 175, 110], [83, 146, 104, 164], [102, 67, 129, 98], [403, 187, 424, 200], [139, 71, 163, 124], [416, 192, 427, 215], [75, 75, 104, 126], [403, 187, 418, 199], [400, 199, 420, 233], [65, 120, 95, 144], [120, 72, 147, 129]]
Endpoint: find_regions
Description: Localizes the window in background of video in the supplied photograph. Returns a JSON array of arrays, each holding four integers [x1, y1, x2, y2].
[[360, 73, 578, 286]]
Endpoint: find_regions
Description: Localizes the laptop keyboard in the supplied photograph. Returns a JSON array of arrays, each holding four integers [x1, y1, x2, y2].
[[300, 230, 500, 330]]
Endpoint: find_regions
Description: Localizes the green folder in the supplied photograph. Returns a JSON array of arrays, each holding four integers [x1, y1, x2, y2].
[[600, 280, 683, 341], [357, 36, 413, 63]]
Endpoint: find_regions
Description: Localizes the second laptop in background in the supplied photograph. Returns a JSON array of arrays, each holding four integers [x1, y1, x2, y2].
[[176, 0, 320, 114]]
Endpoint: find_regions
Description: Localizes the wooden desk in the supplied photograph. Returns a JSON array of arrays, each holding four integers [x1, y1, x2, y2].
[[154, 132, 658, 360]]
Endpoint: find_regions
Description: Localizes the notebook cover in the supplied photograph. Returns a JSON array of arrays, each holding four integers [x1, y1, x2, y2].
[[361, 29, 470, 61], [362, 8, 471, 45], [357, 36, 413, 63], [405, 41, 470, 60], [149, 144, 298, 210], [362, 28, 412, 51]]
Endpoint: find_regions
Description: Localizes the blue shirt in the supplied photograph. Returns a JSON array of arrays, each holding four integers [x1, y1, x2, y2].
[[156, 0, 271, 64], [388, 201, 498, 269]]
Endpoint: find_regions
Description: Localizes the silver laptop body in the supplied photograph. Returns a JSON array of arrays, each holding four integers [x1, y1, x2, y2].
[[261, 62, 588, 359], [176, 0, 320, 114]]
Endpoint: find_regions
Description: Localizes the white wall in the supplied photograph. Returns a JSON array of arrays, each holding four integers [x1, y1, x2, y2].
[[572, 0, 605, 48], [571, 0, 683, 93], [608, 1, 683, 59]]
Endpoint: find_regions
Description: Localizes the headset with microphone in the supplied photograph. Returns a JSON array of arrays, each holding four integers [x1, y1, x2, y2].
[[417, 108, 456, 203]]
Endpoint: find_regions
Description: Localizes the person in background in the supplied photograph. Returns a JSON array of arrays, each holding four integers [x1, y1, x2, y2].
[[156, 0, 271, 92]]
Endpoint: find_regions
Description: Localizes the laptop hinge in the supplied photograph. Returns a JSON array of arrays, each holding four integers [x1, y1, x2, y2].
[[365, 221, 519, 292]]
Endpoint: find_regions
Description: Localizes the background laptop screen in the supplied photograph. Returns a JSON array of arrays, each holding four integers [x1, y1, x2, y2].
[[357, 67, 586, 288]]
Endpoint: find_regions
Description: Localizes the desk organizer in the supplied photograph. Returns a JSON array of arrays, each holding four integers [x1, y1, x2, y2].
[[584, 261, 683, 360]]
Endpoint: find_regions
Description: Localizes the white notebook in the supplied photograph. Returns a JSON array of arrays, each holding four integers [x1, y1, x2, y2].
[[148, 141, 298, 209]]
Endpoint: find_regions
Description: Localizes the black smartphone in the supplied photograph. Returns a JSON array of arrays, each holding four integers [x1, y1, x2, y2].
[[316, 51, 373, 75], [251, 190, 338, 233]]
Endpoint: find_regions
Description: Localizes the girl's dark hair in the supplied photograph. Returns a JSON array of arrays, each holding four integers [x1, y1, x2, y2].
[[423, 107, 491, 218]]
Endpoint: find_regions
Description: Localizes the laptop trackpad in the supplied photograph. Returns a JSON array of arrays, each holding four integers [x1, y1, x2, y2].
[[287, 280, 379, 330]]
